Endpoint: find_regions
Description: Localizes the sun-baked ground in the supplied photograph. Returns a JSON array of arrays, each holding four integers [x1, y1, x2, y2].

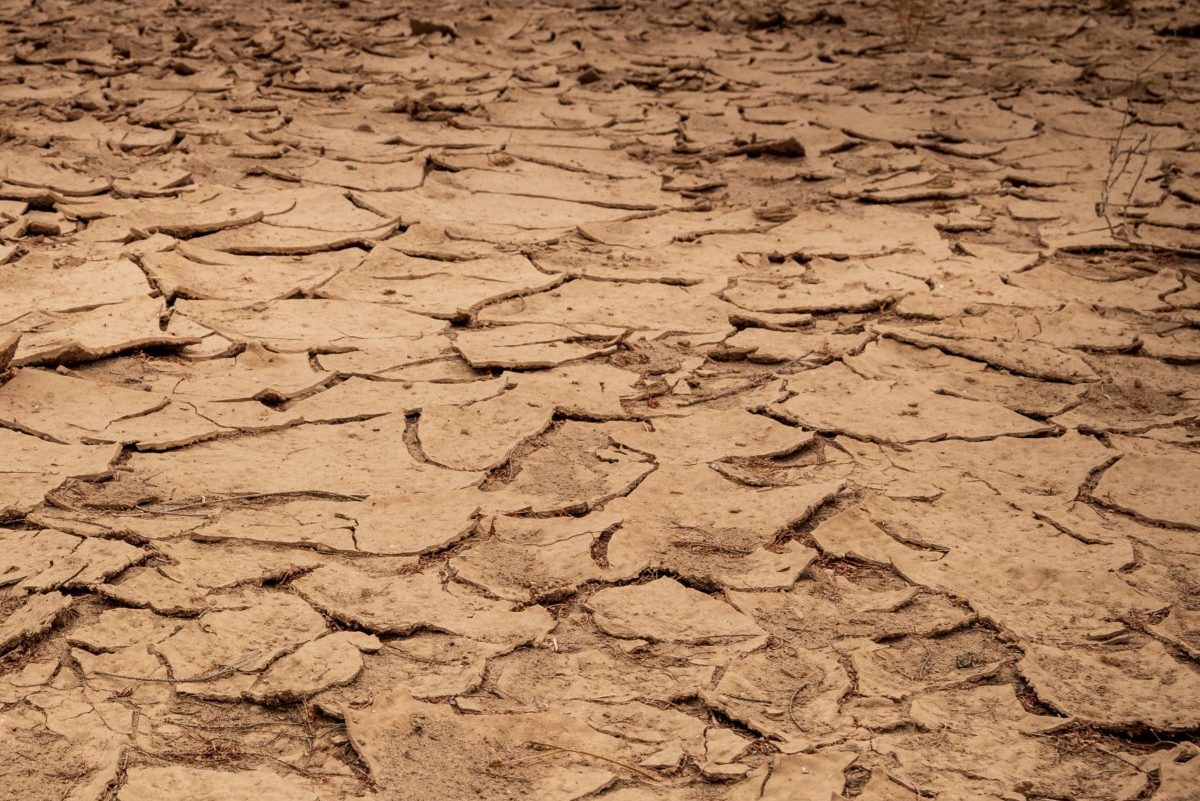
[[1, 0, 1199, 799]]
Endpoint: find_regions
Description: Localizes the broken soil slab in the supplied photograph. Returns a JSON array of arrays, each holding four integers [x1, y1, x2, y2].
[[453, 512, 645, 603], [606, 409, 812, 464], [873, 684, 1147, 800], [453, 323, 617, 369], [0, 591, 73, 654], [0, 368, 167, 443], [773, 362, 1051, 443], [417, 388, 556, 471], [140, 247, 358, 302], [0, 427, 121, 518], [585, 577, 765, 644], [724, 260, 928, 314], [604, 463, 842, 585], [173, 298, 447, 352], [1, 528, 145, 592], [286, 374, 505, 423], [478, 280, 737, 336], [84, 415, 479, 502], [1091, 437, 1200, 529], [1019, 639, 1200, 732], [9, 296, 200, 368], [117, 766, 322, 801], [320, 249, 564, 319], [293, 562, 555, 648]]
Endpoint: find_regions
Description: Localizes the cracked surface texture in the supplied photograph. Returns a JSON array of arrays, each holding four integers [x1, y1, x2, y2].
[[1, 0, 1199, 799]]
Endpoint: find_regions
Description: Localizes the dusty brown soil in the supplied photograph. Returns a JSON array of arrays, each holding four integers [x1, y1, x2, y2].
[[2, 0, 1200, 798]]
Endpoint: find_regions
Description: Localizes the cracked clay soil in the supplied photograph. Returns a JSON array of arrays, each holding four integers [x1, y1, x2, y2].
[[1, 0, 1200, 799]]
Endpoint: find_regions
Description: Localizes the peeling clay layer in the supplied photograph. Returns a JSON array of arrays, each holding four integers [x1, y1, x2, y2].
[[1, 1, 1199, 800]]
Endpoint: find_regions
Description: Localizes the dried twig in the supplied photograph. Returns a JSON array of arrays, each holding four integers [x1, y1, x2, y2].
[[93, 651, 265, 684]]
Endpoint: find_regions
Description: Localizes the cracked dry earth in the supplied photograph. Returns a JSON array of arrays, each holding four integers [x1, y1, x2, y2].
[[3, 1, 1200, 801]]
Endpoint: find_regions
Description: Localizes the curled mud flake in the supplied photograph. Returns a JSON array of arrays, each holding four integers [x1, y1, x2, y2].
[[479, 420, 656, 515], [0, 591, 73, 654], [10, 297, 201, 368], [88, 415, 479, 501], [720, 325, 870, 364], [185, 218, 400, 256], [870, 489, 1162, 643], [703, 646, 853, 751], [876, 324, 1100, 384], [1146, 744, 1200, 801], [350, 489, 485, 556], [0, 257, 151, 323], [1149, 608, 1200, 660], [0, 331, 19, 370]]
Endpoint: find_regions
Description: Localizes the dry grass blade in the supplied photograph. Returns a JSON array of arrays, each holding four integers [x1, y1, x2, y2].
[[1098, 53, 1166, 241], [890, 0, 932, 43]]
